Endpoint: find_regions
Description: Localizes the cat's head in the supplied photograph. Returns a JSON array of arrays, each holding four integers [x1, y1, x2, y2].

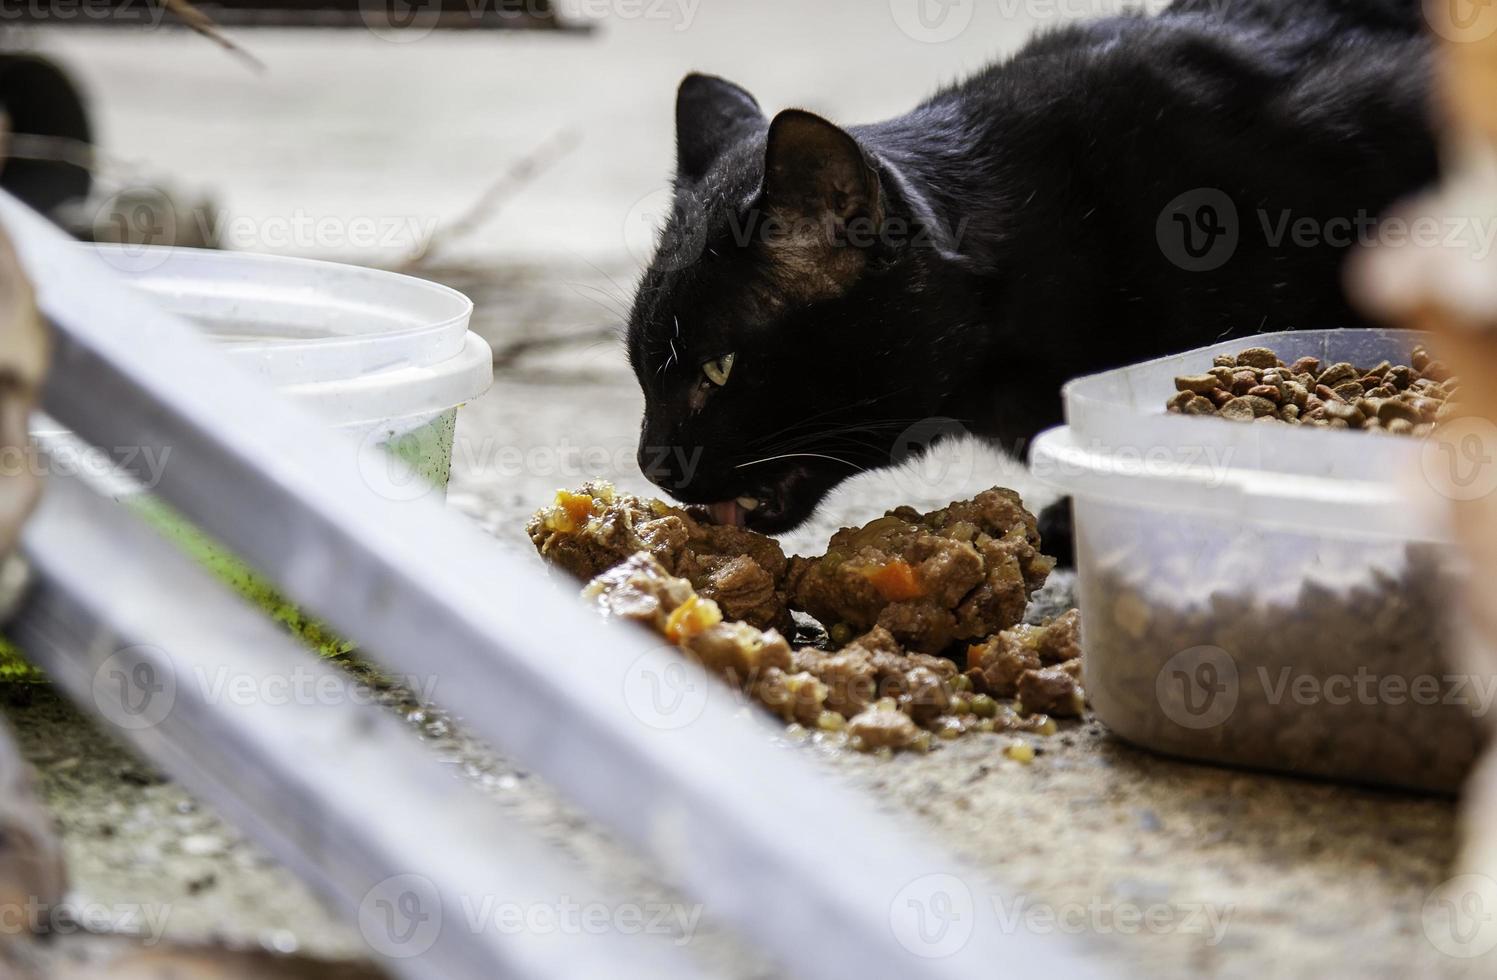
[[627, 74, 974, 533]]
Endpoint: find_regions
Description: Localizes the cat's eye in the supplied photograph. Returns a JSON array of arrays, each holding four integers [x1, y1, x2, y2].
[[702, 354, 736, 387]]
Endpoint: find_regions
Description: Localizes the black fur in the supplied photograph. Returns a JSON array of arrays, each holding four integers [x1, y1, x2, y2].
[[627, 0, 1437, 552]]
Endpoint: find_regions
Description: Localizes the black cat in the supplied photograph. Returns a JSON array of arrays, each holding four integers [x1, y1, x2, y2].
[[626, 0, 1437, 559]]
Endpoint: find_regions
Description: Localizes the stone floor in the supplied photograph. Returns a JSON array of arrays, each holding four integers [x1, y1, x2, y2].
[[0, 10, 1488, 979]]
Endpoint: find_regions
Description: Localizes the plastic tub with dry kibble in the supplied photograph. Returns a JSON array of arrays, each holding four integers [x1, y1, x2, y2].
[[1031, 328, 1483, 793]]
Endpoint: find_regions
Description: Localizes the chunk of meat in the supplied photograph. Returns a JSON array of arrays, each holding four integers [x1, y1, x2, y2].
[[585, 553, 792, 689], [846, 699, 926, 752], [529, 482, 791, 630], [965, 632, 1041, 698], [1017, 666, 1086, 718], [754, 668, 829, 728], [786, 488, 1053, 653], [682, 621, 793, 686]]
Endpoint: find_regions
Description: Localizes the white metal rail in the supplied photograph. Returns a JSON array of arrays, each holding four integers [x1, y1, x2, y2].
[[0, 192, 1107, 980]]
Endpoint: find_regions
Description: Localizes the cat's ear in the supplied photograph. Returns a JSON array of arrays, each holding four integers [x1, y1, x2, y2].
[[758, 110, 883, 301], [675, 73, 765, 184], [763, 109, 882, 229]]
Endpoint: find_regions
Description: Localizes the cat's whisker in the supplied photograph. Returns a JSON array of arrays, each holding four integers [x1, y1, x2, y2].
[[568, 282, 633, 322], [735, 453, 862, 471], [575, 257, 638, 308], [744, 390, 919, 448], [748, 416, 960, 451], [759, 431, 891, 457]]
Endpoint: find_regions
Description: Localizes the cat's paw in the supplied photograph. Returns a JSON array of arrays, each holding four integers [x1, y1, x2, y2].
[[1037, 497, 1075, 570]]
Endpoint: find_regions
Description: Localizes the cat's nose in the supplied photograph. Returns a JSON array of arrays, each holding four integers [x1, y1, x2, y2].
[[637, 439, 699, 493]]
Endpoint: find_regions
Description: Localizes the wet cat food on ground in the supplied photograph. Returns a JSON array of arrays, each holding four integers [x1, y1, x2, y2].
[[537, 486, 1084, 755], [967, 609, 1085, 717], [583, 553, 1069, 753], [785, 488, 1055, 654], [528, 482, 791, 631]]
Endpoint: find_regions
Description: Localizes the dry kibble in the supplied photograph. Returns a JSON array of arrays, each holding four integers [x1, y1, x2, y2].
[[1243, 395, 1278, 417], [1236, 347, 1282, 369], [1423, 362, 1452, 383], [1318, 362, 1359, 387], [1169, 345, 1457, 438], [1378, 399, 1420, 425], [1219, 398, 1257, 421], [1175, 374, 1221, 394], [1092, 543, 1474, 791]]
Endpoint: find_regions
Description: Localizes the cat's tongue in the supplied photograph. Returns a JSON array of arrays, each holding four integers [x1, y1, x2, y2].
[[707, 500, 746, 527]]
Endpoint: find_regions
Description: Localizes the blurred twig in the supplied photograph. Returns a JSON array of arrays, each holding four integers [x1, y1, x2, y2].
[[401, 129, 580, 270], [160, 0, 265, 72]]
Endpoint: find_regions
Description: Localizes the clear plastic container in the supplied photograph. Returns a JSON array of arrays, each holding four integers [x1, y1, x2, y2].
[[20, 245, 494, 666], [87, 243, 492, 478], [1031, 329, 1481, 793]]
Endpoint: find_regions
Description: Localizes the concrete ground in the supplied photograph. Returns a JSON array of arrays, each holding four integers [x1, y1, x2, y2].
[[0, 7, 1486, 979]]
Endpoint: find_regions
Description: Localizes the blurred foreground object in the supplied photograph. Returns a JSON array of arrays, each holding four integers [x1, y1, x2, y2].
[[0, 211, 65, 956], [0, 53, 222, 245], [0, 55, 92, 221], [8, 936, 386, 979], [0, 225, 47, 572], [0, 715, 66, 940], [1355, 16, 1497, 951]]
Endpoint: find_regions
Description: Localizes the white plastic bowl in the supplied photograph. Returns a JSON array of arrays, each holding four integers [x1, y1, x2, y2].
[[89, 243, 493, 482]]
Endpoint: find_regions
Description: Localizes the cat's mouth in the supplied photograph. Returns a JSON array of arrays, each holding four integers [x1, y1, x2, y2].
[[699, 465, 839, 535], [703, 492, 792, 531]]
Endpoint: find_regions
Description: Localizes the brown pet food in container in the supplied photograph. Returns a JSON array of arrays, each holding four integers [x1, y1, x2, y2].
[[1031, 329, 1481, 792]]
